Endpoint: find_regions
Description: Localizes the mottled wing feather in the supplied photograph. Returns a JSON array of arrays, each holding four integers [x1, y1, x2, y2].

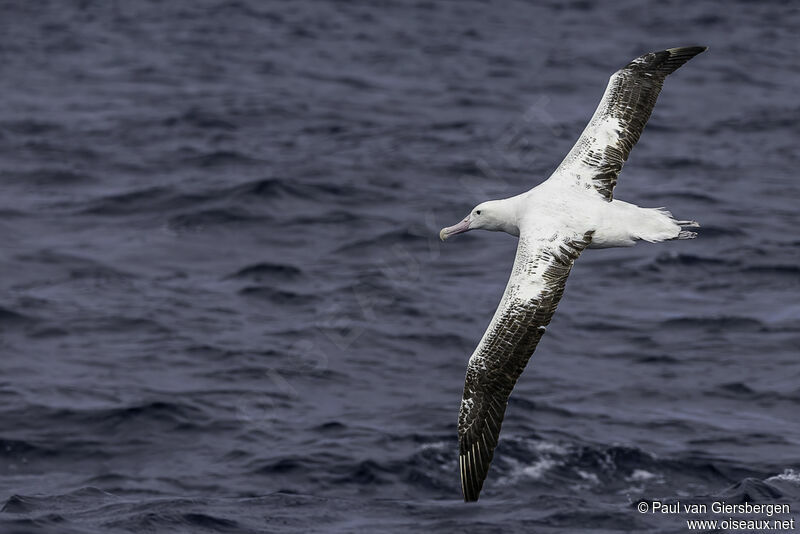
[[458, 229, 593, 502], [553, 46, 706, 200]]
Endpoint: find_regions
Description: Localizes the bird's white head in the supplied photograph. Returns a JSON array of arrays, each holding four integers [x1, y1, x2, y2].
[[439, 199, 519, 241]]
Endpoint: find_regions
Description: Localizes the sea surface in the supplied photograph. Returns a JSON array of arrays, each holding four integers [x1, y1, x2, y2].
[[1, 1, 799, 533]]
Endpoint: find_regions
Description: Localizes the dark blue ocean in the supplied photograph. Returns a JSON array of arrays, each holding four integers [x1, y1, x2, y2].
[[1, 1, 799, 532]]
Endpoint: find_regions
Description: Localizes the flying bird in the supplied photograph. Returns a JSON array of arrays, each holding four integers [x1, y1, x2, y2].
[[439, 46, 707, 502]]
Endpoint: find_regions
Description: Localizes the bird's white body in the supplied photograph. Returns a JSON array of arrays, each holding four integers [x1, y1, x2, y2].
[[492, 180, 687, 249]]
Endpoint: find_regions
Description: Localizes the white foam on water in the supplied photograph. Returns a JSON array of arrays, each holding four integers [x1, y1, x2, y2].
[[626, 469, 660, 482], [766, 469, 800, 484]]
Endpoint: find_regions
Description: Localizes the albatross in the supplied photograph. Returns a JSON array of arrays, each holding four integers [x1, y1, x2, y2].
[[439, 46, 707, 502]]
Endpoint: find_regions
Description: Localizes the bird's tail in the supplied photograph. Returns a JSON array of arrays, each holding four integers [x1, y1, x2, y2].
[[674, 220, 699, 240]]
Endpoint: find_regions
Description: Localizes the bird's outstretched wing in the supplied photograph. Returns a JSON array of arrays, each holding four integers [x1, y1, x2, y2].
[[551, 46, 706, 200], [458, 227, 594, 502]]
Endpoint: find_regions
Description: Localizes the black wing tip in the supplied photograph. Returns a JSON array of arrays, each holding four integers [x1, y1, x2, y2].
[[460, 452, 483, 502], [459, 450, 483, 502], [624, 46, 707, 75], [667, 45, 709, 54], [459, 439, 493, 502], [665, 45, 708, 63]]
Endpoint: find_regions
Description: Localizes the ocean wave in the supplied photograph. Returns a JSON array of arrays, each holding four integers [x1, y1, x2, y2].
[[104, 507, 241, 534], [717, 477, 788, 502], [0, 120, 62, 135], [10, 168, 97, 186], [2, 401, 213, 440], [660, 316, 766, 331], [744, 265, 800, 277], [225, 262, 303, 281], [79, 186, 211, 216], [167, 208, 264, 231], [181, 150, 263, 168], [0, 306, 34, 325], [767, 469, 800, 486], [223, 177, 396, 206], [237, 286, 316, 306], [163, 108, 237, 131], [650, 252, 734, 267]]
